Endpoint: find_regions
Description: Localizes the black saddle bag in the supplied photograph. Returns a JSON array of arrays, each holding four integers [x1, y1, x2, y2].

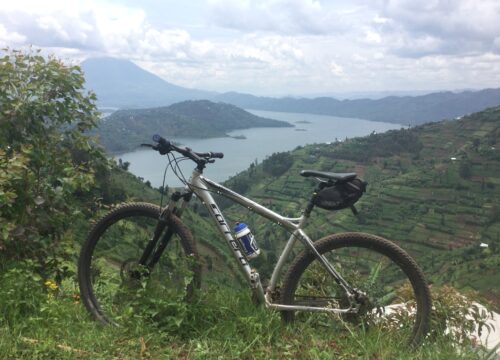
[[313, 178, 367, 211]]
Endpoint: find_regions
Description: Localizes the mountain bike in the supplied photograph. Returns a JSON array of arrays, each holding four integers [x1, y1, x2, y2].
[[78, 135, 432, 346]]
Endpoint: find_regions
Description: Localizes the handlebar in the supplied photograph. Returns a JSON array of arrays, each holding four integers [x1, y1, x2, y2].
[[142, 134, 224, 167]]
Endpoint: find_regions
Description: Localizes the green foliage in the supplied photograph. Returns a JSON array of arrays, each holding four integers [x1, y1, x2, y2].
[[262, 152, 294, 176], [459, 159, 473, 179], [0, 49, 105, 277], [320, 128, 423, 163], [102, 256, 195, 334], [0, 261, 45, 328], [96, 100, 292, 153], [429, 286, 494, 344], [117, 158, 130, 171], [0, 266, 490, 359]]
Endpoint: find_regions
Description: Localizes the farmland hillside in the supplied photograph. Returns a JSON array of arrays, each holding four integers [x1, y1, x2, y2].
[[220, 107, 500, 307]]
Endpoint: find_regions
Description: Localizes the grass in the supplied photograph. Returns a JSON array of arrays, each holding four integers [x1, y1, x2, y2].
[[0, 268, 490, 359]]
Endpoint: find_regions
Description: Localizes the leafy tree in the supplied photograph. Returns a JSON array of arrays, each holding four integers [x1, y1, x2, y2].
[[0, 49, 105, 278], [321, 128, 423, 163], [458, 160, 472, 179], [118, 158, 130, 170], [262, 152, 294, 177], [158, 185, 169, 194]]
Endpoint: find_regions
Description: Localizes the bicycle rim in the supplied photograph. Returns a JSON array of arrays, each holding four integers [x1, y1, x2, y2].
[[282, 233, 430, 347], [80, 204, 198, 326]]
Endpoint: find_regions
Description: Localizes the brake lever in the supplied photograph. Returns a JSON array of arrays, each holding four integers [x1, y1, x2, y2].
[[141, 143, 154, 148]]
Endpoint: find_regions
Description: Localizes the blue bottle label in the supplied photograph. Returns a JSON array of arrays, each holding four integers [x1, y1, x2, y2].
[[234, 223, 260, 259]]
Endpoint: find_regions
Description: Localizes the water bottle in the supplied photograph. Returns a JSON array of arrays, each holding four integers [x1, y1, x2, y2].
[[234, 222, 260, 259]]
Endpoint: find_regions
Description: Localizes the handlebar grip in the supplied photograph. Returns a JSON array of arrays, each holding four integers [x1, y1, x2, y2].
[[151, 134, 223, 161], [152, 134, 162, 143], [152, 134, 171, 154], [210, 152, 224, 159], [152, 134, 170, 146]]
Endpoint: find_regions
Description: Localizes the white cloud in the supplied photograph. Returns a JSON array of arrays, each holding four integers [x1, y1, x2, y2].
[[132, 32, 309, 94], [0, 0, 499, 95], [372, 15, 390, 24], [0, 1, 217, 62], [364, 30, 382, 44], [330, 61, 344, 76], [352, 53, 367, 62], [207, 0, 350, 35], [0, 0, 315, 94], [372, 0, 500, 56], [0, 24, 26, 45]]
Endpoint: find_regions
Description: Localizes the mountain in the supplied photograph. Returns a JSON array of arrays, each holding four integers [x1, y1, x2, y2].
[[220, 106, 500, 308], [96, 100, 293, 153], [215, 89, 500, 125], [81, 57, 214, 108], [82, 57, 500, 126]]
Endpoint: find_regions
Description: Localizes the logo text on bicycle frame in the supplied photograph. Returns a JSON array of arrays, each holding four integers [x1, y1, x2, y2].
[[211, 203, 227, 226], [210, 203, 248, 266]]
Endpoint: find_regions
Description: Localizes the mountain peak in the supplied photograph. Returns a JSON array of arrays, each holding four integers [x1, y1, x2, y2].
[[81, 56, 136, 66], [80, 57, 213, 108]]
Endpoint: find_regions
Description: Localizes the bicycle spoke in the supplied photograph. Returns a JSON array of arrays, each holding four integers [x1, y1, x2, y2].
[[79, 203, 200, 326], [281, 233, 431, 346]]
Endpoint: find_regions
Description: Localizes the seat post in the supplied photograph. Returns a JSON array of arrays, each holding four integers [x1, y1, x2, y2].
[[304, 196, 316, 217], [304, 181, 329, 217]]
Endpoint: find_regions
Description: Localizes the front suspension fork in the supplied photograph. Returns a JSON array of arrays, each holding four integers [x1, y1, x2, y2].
[[138, 191, 192, 272]]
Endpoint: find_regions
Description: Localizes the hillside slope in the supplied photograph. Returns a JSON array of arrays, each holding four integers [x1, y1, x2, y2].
[[220, 106, 500, 307], [216, 88, 500, 125], [96, 100, 292, 153]]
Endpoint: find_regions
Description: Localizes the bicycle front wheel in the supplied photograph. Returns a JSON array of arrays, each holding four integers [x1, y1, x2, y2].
[[281, 232, 431, 347], [78, 202, 200, 326]]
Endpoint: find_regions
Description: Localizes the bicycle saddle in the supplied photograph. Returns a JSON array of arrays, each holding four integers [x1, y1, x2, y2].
[[300, 170, 357, 182]]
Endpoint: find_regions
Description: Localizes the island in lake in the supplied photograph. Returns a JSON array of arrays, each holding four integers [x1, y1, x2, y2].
[[231, 135, 247, 140], [96, 100, 292, 153], [295, 120, 312, 124]]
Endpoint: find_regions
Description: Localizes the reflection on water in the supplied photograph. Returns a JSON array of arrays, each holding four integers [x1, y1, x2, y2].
[[118, 110, 402, 188]]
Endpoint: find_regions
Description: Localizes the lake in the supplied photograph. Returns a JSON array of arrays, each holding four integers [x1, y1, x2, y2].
[[118, 110, 402, 188]]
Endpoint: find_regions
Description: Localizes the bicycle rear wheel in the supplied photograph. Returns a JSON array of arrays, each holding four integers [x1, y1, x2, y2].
[[281, 232, 431, 347], [78, 202, 200, 326]]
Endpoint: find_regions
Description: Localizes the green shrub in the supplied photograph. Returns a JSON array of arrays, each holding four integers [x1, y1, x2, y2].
[[0, 49, 105, 278], [263, 152, 294, 176], [0, 261, 45, 328], [430, 285, 494, 344]]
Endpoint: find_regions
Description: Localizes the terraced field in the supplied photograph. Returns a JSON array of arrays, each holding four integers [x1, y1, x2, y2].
[[215, 106, 500, 308]]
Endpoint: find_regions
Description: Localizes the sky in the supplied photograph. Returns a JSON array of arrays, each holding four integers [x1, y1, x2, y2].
[[1, 0, 500, 96]]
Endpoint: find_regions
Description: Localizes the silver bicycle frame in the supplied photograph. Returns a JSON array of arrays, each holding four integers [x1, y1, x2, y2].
[[186, 168, 355, 314]]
